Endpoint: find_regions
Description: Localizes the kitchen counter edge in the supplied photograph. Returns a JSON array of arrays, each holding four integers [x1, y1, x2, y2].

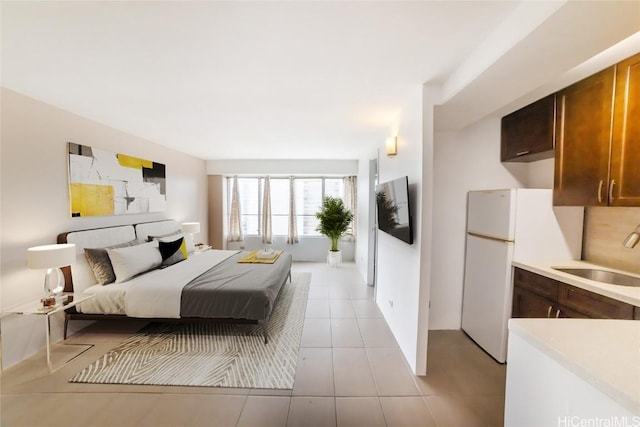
[[508, 318, 640, 416]]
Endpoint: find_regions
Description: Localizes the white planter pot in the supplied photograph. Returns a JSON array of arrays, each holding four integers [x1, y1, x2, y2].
[[327, 250, 342, 267]]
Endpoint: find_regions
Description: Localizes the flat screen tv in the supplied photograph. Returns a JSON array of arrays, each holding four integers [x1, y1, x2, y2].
[[376, 176, 413, 244]]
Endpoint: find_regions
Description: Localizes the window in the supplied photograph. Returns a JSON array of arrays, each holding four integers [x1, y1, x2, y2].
[[324, 178, 344, 199], [270, 178, 289, 236], [227, 176, 351, 238], [236, 177, 261, 236], [291, 178, 347, 236]]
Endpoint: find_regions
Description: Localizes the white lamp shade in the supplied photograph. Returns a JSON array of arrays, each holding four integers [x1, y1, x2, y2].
[[386, 137, 397, 156], [181, 222, 200, 234], [27, 244, 76, 269]]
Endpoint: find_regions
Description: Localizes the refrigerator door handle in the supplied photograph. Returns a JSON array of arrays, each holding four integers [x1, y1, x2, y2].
[[467, 232, 514, 243]]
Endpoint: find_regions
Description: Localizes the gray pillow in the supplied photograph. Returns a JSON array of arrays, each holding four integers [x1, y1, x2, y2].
[[84, 240, 138, 285]]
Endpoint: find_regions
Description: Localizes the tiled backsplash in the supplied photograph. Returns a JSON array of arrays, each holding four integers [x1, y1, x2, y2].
[[583, 207, 640, 274]]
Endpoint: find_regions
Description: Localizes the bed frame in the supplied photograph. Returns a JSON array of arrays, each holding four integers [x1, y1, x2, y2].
[[58, 220, 291, 343]]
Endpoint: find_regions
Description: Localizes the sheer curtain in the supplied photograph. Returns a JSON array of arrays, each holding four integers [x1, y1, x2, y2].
[[343, 176, 357, 241], [261, 176, 272, 244], [228, 176, 243, 242], [287, 176, 299, 244]]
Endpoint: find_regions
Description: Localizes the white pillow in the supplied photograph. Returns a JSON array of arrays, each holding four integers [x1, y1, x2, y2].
[[107, 240, 162, 283]]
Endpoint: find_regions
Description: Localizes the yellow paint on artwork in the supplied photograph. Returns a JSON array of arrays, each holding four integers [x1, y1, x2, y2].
[[117, 153, 153, 170], [70, 183, 114, 217]]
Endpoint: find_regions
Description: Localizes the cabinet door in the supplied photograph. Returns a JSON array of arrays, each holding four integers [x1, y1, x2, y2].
[[513, 268, 559, 300], [554, 66, 615, 206], [610, 53, 640, 206], [512, 285, 556, 318], [501, 94, 555, 162], [512, 285, 590, 319]]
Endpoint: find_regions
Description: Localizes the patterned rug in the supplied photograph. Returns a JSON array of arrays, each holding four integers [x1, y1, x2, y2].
[[70, 272, 310, 389]]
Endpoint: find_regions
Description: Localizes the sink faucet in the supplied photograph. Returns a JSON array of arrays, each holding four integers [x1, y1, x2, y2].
[[622, 224, 640, 249]]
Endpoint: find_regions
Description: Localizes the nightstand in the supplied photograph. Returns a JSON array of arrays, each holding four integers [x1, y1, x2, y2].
[[4, 292, 94, 373]]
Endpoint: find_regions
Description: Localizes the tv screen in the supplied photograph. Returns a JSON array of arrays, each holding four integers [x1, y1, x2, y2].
[[376, 176, 413, 244]]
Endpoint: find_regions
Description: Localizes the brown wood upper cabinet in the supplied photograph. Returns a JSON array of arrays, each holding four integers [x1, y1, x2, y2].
[[501, 94, 555, 162], [554, 52, 640, 206], [610, 53, 640, 206]]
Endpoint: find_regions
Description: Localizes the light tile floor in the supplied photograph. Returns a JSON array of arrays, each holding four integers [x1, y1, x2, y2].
[[0, 262, 506, 426]]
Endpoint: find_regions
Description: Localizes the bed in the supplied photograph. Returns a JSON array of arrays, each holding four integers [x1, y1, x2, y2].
[[58, 220, 292, 343]]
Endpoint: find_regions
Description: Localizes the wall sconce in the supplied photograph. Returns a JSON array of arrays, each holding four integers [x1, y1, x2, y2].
[[622, 224, 640, 249], [386, 137, 397, 157]]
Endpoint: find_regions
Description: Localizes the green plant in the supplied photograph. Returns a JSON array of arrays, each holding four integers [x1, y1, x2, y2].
[[315, 196, 354, 252]]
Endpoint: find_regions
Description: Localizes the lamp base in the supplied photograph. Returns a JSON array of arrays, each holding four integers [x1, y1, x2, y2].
[[44, 267, 64, 296]]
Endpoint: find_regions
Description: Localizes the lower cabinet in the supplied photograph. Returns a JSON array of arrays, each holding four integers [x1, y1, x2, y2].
[[512, 267, 636, 320]]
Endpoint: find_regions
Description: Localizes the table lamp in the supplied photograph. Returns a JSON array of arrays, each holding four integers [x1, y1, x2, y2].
[[181, 222, 200, 246], [27, 243, 76, 296]]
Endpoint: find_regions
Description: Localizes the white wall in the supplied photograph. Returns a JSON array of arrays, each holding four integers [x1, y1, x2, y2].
[[375, 87, 426, 374], [355, 155, 373, 283], [416, 85, 439, 375], [0, 88, 208, 369], [429, 116, 529, 330], [527, 158, 554, 188]]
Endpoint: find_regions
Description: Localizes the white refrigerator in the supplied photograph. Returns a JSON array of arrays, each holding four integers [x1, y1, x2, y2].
[[460, 189, 583, 363]]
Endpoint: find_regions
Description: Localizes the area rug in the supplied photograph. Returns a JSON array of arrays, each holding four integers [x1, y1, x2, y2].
[[70, 272, 310, 389]]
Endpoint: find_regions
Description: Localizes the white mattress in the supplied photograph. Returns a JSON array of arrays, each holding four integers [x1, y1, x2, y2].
[[77, 250, 239, 317]]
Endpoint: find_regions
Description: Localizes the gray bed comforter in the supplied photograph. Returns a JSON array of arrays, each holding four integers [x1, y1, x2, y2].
[[180, 251, 293, 321]]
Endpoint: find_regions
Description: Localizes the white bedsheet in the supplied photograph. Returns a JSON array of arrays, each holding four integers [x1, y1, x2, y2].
[[78, 282, 131, 315], [124, 250, 238, 318]]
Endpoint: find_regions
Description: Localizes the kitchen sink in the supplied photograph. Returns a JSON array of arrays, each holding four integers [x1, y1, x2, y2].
[[552, 268, 640, 287]]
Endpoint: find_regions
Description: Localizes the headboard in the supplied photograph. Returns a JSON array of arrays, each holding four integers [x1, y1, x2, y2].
[[58, 219, 181, 293], [58, 225, 136, 293], [134, 220, 179, 242]]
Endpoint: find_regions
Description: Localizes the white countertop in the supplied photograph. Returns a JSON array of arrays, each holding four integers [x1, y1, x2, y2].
[[509, 318, 640, 415], [512, 259, 640, 307]]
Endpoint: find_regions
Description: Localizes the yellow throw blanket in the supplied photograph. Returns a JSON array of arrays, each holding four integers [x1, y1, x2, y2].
[[237, 250, 283, 264]]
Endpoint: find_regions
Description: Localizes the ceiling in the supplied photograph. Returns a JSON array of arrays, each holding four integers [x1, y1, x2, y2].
[[2, 1, 639, 160]]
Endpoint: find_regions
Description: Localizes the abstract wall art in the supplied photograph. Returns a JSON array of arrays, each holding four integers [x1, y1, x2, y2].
[[68, 143, 166, 217]]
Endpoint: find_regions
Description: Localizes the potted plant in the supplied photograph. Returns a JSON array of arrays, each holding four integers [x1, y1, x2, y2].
[[316, 196, 354, 266]]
